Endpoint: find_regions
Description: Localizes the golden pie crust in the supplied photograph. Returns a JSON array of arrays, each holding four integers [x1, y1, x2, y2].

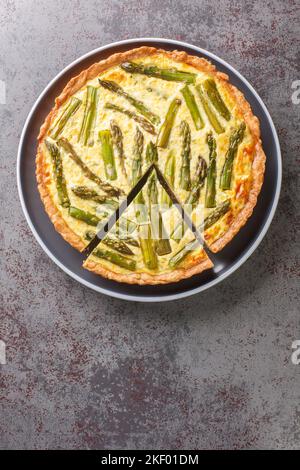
[[36, 46, 266, 284]]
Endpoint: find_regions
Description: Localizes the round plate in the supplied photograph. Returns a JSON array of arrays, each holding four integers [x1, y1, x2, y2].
[[17, 38, 281, 302]]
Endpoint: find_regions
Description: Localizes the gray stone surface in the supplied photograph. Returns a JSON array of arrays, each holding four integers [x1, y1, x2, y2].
[[0, 0, 299, 450]]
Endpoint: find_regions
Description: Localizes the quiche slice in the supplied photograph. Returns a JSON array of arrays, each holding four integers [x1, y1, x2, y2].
[[36, 46, 266, 284], [83, 171, 213, 285]]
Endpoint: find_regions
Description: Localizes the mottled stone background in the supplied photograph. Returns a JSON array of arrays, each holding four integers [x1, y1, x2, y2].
[[0, 0, 299, 450]]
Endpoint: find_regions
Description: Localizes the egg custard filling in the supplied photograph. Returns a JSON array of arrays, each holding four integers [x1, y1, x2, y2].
[[36, 47, 265, 285], [83, 170, 213, 284]]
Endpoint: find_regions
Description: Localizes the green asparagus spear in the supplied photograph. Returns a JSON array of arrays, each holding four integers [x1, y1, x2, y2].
[[135, 199, 158, 269], [102, 237, 134, 255], [202, 79, 231, 121], [99, 79, 160, 125], [78, 86, 97, 146], [161, 151, 175, 207], [105, 103, 156, 135], [121, 62, 196, 84], [85, 231, 135, 254], [110, 120, 127, 179], [69, 206, 101, 226], [85, 230, 96, 241], [121, 237, 139, 247], [169, 200, 231, 267], [134, 186, 158, 269], [93, 248, 136, 271], [57, 138, 123, 197], [45, 140, 70, 208], [99, 130, 117, 180], [117, 217, 137, 235], [111, 230, 139, 247], [196, 85, 224, 134], [171, 155, 207, 241], [179, 120, 191, 190], [181, 85, 204, 130], [131, 156, 157, 267], [50, 97, 82, 139], [147, 174, 171, 256], [131, 127, 144, 186], [131, 128, 146, 211], [201, 199, 231, 231], [72, 187, 118, 213], [205, 133, 217, 208], [189, 156, 208, 204], [139, 228, 158, 270], [146, 141, 158, 165], [220, 123, 246, 190], [157, 98, 181, 148]]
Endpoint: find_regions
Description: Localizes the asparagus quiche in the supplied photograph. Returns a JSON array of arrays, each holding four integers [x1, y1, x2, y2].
[[83, 171, 213, 284], [36, 46, 266, 284]]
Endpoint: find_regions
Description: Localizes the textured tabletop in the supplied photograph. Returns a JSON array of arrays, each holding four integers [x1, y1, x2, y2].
[[0, 0, 299, 450]]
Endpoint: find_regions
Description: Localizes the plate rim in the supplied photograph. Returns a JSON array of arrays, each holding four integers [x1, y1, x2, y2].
[[16, 37, 282, 303]]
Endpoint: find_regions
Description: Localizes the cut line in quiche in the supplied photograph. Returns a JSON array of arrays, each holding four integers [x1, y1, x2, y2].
[[36, 46, 266, 284]]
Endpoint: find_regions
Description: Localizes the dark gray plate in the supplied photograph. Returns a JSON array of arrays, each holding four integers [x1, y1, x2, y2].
[[17, 38, 281, 302]]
